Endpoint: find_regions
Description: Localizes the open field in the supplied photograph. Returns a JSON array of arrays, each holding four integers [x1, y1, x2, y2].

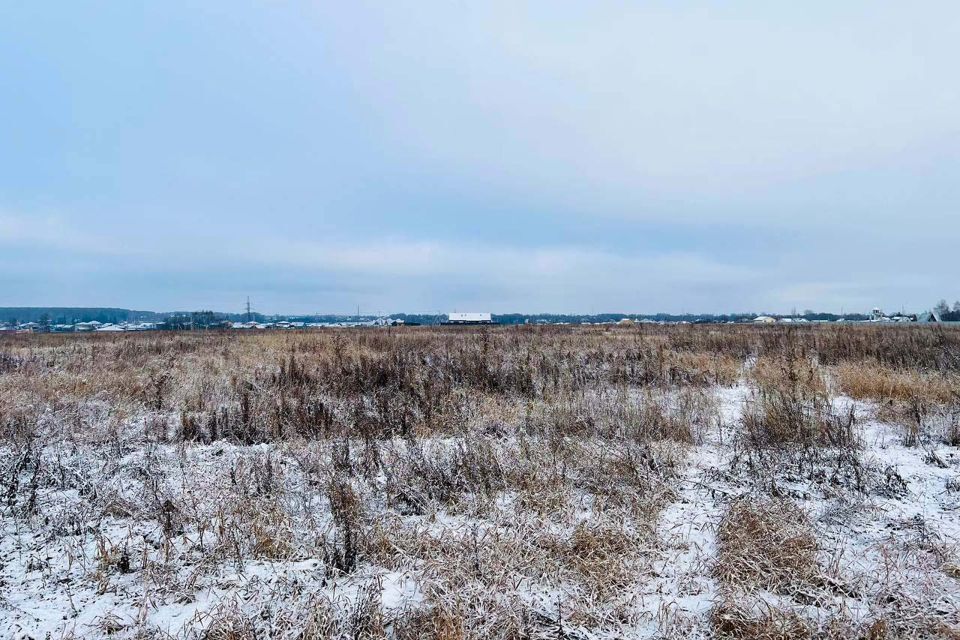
[[2, 325, 960, 639]]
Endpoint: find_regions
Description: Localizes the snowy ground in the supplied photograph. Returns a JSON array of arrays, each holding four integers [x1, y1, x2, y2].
[[2, 383, 959, 638]]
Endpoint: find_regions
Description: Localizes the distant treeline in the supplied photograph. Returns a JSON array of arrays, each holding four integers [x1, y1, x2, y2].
[[325, 312, 876, 325], [483, 312, 872, 325], [2, 307, 882, 327], [0, 308, 267, 326], [933, 300, 960, 322], [0, 307, 164, 325]]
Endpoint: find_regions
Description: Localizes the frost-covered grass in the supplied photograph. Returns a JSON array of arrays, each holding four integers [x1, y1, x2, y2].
[[1, 326, 959, 638]]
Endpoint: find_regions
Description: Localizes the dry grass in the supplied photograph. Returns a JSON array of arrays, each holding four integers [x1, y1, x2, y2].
[[836, 363, 958, 405], [711, 601, 813, 640], [715, 497, 820, 594], [2, 324, 960, 638]]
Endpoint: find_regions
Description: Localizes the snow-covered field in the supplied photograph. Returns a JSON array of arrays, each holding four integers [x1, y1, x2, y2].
[[1, 327, 958, 638]]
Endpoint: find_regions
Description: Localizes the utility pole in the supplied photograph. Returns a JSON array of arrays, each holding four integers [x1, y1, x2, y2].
[[246, 297, 253, 322]]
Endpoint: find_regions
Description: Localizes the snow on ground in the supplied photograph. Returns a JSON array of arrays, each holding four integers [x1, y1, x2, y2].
[[2, 384, 959, 638]]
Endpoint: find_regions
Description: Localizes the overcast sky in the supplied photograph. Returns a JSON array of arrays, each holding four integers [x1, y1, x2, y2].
[[2, 2, 958, 314]]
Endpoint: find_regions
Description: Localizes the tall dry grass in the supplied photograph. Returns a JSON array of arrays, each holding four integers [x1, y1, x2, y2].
[[2, 324, 960, 638]]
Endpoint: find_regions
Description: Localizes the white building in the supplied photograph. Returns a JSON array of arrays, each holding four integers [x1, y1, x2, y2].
[[446, 312, 493, 324]]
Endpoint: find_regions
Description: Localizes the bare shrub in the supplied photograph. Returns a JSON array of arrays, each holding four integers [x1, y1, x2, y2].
[[326, 476, 364, 575], [348, 584, 385, 639], [944, 405, 960, 446], [741, 392, 856, 451], [385, 439, 505, 513]]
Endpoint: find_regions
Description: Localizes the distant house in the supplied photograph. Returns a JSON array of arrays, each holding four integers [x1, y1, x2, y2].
[[445, 312, 493, 325], [917, 310, 942, 323], [753, 316, 776, 324], [128, 322, 158, 331]]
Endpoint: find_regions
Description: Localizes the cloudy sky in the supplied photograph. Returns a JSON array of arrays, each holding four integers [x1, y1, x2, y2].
[[2, 2, 958, 314]]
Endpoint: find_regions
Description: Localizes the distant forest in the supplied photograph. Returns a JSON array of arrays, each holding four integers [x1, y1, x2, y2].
[[0, 308, 164, 325], [1, 307, 881, 327]]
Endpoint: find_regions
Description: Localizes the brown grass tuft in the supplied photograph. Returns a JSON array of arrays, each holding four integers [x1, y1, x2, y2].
[[715, 497, 819, 594], [711, 601, 812, 640], [836, 363, 957, 405]]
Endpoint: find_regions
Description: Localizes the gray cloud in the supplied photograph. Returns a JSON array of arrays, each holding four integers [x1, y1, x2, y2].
[[1, 2, 957, 314]]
